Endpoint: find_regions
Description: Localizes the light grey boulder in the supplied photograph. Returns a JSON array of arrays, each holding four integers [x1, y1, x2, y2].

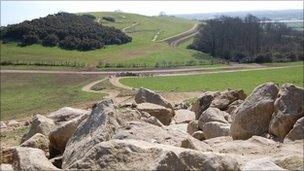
[[135, 88, 173, 109], [20, 133, 49, 155], [137, 103, 174, 125], [198, 107, 230, 129], [269, 84, 304, 139], [21, 114, 56, 143], [0, 164, 13, 171], [242, 158, 286, 170], [63, 139, 241, 170], [172, 109, 195, 124], [202, 121, 230, 139], [47, 107, 90, 124], [230, 82, 279, 140]]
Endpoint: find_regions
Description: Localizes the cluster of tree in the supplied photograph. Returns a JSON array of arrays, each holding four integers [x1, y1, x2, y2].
[[0, 12, 131, 51], [189, 15, 304, 63]]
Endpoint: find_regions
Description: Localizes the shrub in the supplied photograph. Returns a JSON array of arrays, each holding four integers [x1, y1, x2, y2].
[[21, 32, 39, 45], [255, 53, 273, 63], [42, 34, 59, 47], [59, 36, 81, 50], [103, 16, 115, 22], [82, 14, 96, 20]]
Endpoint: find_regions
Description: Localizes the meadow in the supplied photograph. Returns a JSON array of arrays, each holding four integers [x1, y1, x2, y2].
[[1, 12, 216, 69], [1, 73, 105, 120], [120, 65, 304, 94]]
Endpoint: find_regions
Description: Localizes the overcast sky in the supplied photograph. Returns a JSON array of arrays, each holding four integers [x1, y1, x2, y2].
[[1, 1, 303, 26]]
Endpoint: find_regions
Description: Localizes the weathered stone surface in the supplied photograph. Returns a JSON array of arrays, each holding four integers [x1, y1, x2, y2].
[[274, 154, 304, 171], [172, 109, 195, 124], [140, 111, 164, 127], [285, 117, 304, 141], [187, 120, 199, 135], [7, 120, 20, 127], [137, 103, 174, 125], [20, 133, 49, 154], [0, 147, 15, 164], [242, 158, 286, 170], [21, 114, 56, 143], [225, 99, 244, 115], [0, 164, 13, 171], [230, 83, 279, 140], [49, 113, 88, 155], [269, 84, 304, 139], [12, 147, 59, 170], [202, 122, 230, 139], [165, 123, 188, 133], [0, 121, 7, 129], [62, 99, 120, 167], [64, 139, 240, 170], [210, 89, 246, 110], [191, 91, 217, 119], [192, 131, 205, 141], [135, 88, 173, 109], [47, 107, 90, 124], [198, 108, 230, 130]]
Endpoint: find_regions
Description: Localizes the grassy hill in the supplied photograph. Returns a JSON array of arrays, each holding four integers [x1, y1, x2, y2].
[[1, 12, 219, 70]]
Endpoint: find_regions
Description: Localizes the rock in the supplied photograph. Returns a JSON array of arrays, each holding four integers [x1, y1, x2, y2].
[[210, 89, 246, 110], [0, 147, 15, 164], [274, 155, 304, 170], [285, 117, 304, 141], [63, 139, 240, 170], [191, 91, 217, 119], [0, 121, 7, 129], [140, 111, 164, 127], [137, 103, 174, 125], [173, 102, 189, 110], [63, 99, 140, 168], [11, 147, 59, 170], [192, 131, 205, 140], [50, 156, 63, 169], [165, 123, 188, 133], [269, 84, 304, 139], [49, 114, 88, 156], [135, 88, 173, 109], [198, 108, 230, 130], [187, 120, 199, 135], [172, 109, 195, 124], [225, 100, 244, 115], [47, 107, 90, 123], [230, 83, 279, 140], [112, 121, 208, 150], [242, 158, 286, 170], [20, 133, 49, 155], [7, 120, 20, 127], [201, 121, 230, 139], [21, 114, 56, 143], [0, 164, 13, 171]]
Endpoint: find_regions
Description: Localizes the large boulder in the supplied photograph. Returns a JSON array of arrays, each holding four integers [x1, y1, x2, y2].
[[201, 122, 230, 139], [285, 117, 304, 141], [135, 88, 173, 109], [242, 158, 286, 170], [191, 91, 217, 119], [137, 103, 174, 125], [140, 111, 164, 127], [49, 113, 88, 156], [63, 139, 241, 170], [172, 109, 195, 124], [269, 84, 304, 139], [47, 107, 90, 124], [20, 133, 49, 155], [21, 114, 56, 143], [198, 107, 230, 129], [225, 100, 244, 116], [4, 147, 59, 170], [230, 83, 279, 140], [210, 89, 246, 110]]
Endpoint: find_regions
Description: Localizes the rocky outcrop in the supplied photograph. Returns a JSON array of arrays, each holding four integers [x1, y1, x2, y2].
[[269, 84, 304, 139], [210, 89, 246, 110], [49, 113, 88, 156], [63, 139, 241, 170], [20, 133, 49, 155], [47, 107, 90, 124], [172, 109, 195, 124], [137, 103, 174, 125], [230, 83, 279, 140], [135, 88, 173, 109], [285, 117, 304, 141], [21, 114, 56, 143]]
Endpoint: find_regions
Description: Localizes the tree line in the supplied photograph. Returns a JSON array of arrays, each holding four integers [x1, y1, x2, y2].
[[188, 15, 303, 63], [0, 12, 132, 51]]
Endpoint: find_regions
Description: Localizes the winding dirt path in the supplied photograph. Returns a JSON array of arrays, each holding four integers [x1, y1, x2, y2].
[[122, 22, 139, 33]]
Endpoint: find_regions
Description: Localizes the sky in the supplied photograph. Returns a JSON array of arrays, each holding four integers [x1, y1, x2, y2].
[[1, 1, 303, 26]]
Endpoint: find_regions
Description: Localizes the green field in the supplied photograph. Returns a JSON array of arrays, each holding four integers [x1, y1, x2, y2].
[[1, 73, 104, 120], [1, 12, 216, 70], [120, 65, 304, 94]]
